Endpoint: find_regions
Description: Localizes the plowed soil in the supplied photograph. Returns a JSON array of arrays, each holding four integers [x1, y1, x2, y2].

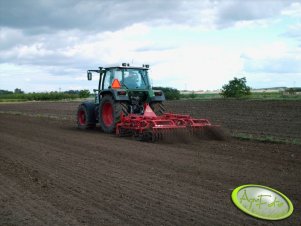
[[0, 100, 300, 225]]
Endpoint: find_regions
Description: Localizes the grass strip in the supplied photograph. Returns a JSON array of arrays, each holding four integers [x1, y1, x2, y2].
[[232, 132, 301, 146]]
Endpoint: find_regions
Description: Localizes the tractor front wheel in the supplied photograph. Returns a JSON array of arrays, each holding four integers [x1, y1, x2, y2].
[[99, 95, 127, 133]]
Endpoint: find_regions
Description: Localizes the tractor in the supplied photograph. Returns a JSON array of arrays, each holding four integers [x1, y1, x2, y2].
[[77, 63, 222, 141]]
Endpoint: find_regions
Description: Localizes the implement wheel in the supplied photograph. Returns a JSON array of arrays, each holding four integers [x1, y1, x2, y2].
[[99, 95, 127, 133]]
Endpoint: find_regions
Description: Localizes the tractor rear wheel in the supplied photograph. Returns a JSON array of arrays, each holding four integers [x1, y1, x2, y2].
[[150, 101, 166, 116], [77, 104, 95, 129], [99, 95, 128, 133]]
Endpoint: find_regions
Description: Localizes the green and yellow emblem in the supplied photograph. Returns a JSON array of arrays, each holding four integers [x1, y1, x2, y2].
[[231, 184, 294, 220]]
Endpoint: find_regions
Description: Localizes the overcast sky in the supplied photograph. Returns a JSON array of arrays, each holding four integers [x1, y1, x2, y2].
[[1, 0, 301, 92]]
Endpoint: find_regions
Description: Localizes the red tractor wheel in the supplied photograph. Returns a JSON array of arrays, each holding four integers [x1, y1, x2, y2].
[[102, 102, 114, 127], [99, 95, 127, 133], [77, 104, 95, 129]]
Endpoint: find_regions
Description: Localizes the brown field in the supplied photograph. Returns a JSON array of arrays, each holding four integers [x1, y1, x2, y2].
[[0, 100, 300, 225]]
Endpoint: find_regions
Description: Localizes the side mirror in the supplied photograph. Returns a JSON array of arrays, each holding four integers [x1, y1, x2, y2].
[[87, 71, 92, 80]]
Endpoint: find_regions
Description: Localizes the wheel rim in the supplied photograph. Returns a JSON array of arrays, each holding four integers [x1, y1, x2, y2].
[[78, 110, 86, 125], [102, 102, 113, 127]]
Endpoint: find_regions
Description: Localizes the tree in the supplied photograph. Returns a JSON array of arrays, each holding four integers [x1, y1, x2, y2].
[[14, 88, 24, 94], [79, 89, 90, 98], [0, 90, 13, 94], [286, 88, 296, 95], [64, 90, 80, 94], [220, 77, 251, 98], [188, 91, 197, 99]]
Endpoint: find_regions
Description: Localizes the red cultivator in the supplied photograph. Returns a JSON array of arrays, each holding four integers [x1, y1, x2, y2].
[[116, 105, 222, 142]]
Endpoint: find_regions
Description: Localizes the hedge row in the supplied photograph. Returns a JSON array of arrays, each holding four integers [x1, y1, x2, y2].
[[0, 90, 90, 101]]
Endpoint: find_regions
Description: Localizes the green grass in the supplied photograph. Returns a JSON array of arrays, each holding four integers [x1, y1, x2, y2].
[[232, 132, 301, 145], [180, 93, 222, 100], [0, 99, 27, 102], [247, 92, 301, 100]]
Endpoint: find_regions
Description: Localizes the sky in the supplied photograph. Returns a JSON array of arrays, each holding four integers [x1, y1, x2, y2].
[[0, 0, 301, 92]]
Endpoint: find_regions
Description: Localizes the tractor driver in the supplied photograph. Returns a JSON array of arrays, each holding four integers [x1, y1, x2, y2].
[[124, 70, 139, 88]]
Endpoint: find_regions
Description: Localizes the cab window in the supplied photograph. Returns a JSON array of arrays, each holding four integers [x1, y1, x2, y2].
[[103, 70, 113, 89]]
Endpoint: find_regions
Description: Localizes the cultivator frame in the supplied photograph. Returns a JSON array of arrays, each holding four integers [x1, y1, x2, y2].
[[116, 105, 217, 141]]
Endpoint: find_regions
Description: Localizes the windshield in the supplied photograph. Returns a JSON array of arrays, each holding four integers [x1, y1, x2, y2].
[[123, 68, 149, 89], [103, 68, 150, 90]]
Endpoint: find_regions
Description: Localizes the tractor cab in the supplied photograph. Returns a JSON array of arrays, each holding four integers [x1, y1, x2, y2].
[[87, 63, 150, 88], [102, 66, 150, 90], [87, 64, 156, 104]]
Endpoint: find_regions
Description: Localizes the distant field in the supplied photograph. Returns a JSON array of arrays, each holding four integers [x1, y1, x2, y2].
[[180, 91, 301, 100]]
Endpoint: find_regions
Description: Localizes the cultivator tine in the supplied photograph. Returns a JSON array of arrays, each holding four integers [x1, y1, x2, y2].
[[190, 127, 206, 139], [153, 130, 164, 142], [150, 128, 188, 143], [118, 128, 133, 137], [135, 130, 152, 142], [163, 129, 172, 141], [161, 129, 172, 142], [151, 131, 158, 142], [159, 131, 162, 141]]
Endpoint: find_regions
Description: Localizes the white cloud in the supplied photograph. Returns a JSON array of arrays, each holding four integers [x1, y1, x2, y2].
[[216, 0, 293, 28], [242, 42, 288, 60], [149, 45, 243, 90], [1, 0, 301, 92], [281, 2, 301, 17], [0, 63, 94, 92], [241, 42, 301, 77]]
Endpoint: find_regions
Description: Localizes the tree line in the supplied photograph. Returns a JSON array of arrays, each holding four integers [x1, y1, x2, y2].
[[0, 89, 91, 100], [1, 78, 299, 101]]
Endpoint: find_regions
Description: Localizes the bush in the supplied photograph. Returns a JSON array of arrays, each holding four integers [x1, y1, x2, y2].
[[284, 87, 301, 95], [188, 91, 197, 99], [220, 77, 251, 98], [64, 90, 80, 95], [153, 87, 180, 100], [79, 89, 90, 98]]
